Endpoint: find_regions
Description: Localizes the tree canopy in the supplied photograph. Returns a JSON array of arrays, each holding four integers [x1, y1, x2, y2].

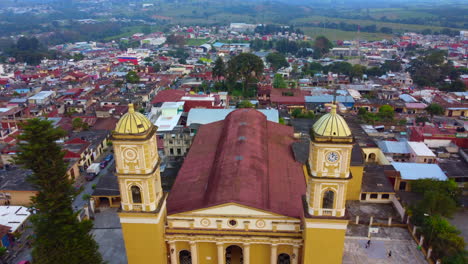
[[409, 179, 465, 262], [212, 57, 226, 80], [425, 103, 445, 117], [15, 119, 103, 264], [313, 36, 333, 59], [273, 74, 287, 89], [266, 52, 289, 71], [227, 53, 264, 95], [126, 70, 140, 83]]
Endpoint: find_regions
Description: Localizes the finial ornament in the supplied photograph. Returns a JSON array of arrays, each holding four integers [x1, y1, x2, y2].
[[325, 103, 337, 115], [128, 103, 135, 114]]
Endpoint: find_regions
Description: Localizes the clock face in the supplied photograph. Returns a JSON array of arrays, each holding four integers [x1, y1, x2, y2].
[[327, 151, 340, 163]]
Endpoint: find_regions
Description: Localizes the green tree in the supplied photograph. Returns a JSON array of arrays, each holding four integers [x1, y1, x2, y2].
[[350, 64, 366, 82], [358, 107, 368, 116], [420, 215, 465, 261], [308, 62, 323, 74], [266, 52, 289, 71], [273, 74, 287, 89], [425, 103, 445, 118], [126, 70, 140, 83], [411, 179, 460, 219], [291, 108, 302, 118], [381, 60, 402, 72], [238, 100, 254, 108], [14, 119, 103, 264], [313, 36, 333, 59], [72, 53, 85, 61], [152, 63, 161, 72], [378, 105, 394, 120], [72, 118, 89, 131], [227, 53, 264, 95], [212, 57, 226, 80]]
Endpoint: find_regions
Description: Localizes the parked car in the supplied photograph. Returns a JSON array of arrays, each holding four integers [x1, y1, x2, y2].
[[100, 160, 108, 169], [104, 154, 113, 162]]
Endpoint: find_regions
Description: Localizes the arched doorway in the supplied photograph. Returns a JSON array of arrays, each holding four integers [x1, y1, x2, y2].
[[368, 153, 376, 163], [226, 245, 243, 264], [278, 253, 291, 264], [322, 190, 335, 209], [179, 250, 192, 264]]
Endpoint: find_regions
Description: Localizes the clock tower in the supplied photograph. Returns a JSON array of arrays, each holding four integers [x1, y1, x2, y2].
[[302, 103, 353, 264], [113, 104, 167, 264]]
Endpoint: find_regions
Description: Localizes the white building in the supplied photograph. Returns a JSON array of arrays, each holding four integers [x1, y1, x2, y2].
[[0, 206, 31, 233]]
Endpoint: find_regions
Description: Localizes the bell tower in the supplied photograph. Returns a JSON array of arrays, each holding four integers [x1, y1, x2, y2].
[[302, 103, 352, 264], [113, 104, 167, 264]]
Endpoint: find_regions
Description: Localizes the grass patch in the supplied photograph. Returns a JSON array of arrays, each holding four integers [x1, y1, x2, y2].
[[292, 15, 466, 34], [301, 27, 391, 41], [186, 38, 210, 46]]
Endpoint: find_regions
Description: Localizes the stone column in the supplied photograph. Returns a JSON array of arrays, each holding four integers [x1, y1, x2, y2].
[[292, 245, 300, 264], [388, 217, 392, 226], [217, 242, 225, 264], [270, 244, 278, 264], [243, 243, 250, 264], [355, 215, 359, 224], [169, 241, 177, 264], [369, 216, 374, 226], [427, 247, 432, 259], [90, 198, 95, 213], [190, 241, 198, 264], [419, 236, 424, 247]]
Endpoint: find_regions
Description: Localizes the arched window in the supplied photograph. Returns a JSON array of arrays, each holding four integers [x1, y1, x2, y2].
[[322, 190, 335, 209], [131, 186, 142, 203], [179, 250, 192, 264], [278, 253, 291, 264]]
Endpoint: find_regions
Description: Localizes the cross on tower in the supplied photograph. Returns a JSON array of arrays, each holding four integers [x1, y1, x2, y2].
[[332, 85, 338, 105]]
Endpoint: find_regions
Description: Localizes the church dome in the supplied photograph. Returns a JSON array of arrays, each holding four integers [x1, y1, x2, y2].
[[313, 104, 351, 137], [115, 104, 152, 134]]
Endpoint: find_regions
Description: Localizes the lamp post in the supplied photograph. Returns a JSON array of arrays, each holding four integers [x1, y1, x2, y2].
[[424, 213, 434, 244]]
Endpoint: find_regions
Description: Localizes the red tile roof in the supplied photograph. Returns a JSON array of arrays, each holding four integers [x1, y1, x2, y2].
[[166, 109, 306, 218], [151, 89, 185, 104]]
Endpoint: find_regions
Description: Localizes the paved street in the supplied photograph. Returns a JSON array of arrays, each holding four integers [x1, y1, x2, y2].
[[73, 153, 115, 212]]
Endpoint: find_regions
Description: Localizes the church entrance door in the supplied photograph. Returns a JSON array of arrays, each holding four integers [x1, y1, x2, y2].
[[226, 245, 243, 264]]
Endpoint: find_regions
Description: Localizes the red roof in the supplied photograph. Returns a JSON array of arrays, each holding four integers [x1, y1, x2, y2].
[[166, 109, 306, 218], [151, 89, 185, 104], [64, 150, 81, 159], [65, 138, 89, 145]]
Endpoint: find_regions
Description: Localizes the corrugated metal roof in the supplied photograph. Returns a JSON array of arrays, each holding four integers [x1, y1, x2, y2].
[[392, 162, 447, 181], [305, 95, 355, 103], [399, 94, 417, 103], [378, 141, 410, 154], [187, 109, 279, 126]]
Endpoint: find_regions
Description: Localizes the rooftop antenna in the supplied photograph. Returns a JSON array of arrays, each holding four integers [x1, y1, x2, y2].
[[357, 24, 361, 59]]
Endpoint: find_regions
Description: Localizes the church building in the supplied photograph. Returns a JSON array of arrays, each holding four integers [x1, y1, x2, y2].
[[112, 103, 364, 264]]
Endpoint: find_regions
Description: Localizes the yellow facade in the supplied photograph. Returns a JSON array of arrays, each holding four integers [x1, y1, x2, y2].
[[113, 104, 167, 264], [302, 218, 348, 264], [120, 210, 167, 264], [347, 165, 364, 200], [116, 103, 360, 264], [303, 103, 354, 264]]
